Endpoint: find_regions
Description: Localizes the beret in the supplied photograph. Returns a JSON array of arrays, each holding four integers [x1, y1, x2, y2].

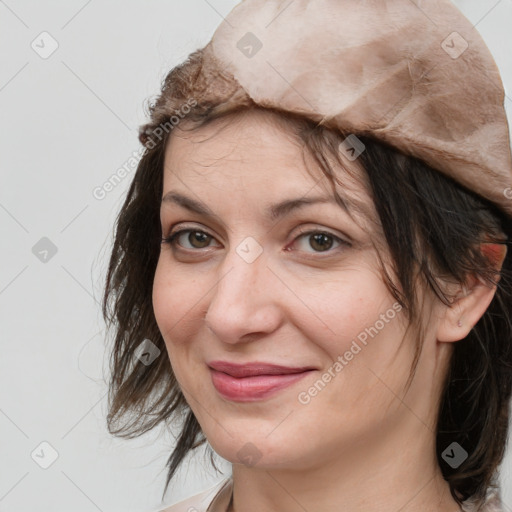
[[205, 0, 512, 216]]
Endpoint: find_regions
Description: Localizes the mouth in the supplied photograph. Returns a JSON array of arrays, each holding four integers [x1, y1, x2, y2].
[[207, 361, 317, 402]]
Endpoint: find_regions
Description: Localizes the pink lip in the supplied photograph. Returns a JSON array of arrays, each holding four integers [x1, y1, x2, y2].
[[208, 361, 316, 402]]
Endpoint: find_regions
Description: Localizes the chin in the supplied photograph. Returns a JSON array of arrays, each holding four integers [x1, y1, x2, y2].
[[203, 423, 314, 470]]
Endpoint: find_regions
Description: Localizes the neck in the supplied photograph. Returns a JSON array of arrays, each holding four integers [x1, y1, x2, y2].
[[229, 422, 462, 512]]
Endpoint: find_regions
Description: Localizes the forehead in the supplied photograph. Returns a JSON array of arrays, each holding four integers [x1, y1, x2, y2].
[[164, 109, 311, 178], [162, 109, 376, 223]]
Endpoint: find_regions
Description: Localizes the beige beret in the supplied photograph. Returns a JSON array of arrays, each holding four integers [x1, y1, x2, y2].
[[206, 0, 512, 216]]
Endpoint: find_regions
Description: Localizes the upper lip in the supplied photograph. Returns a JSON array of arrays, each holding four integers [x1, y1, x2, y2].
[[208, 361, 316, 378]]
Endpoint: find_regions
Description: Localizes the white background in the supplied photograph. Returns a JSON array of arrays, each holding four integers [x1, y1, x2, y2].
[[1, 1, 511, 511]]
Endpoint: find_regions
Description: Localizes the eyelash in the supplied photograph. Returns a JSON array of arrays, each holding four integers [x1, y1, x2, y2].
[[161, 226, 351, 257]]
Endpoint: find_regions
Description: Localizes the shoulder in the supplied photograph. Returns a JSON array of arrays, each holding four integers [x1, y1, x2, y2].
[[156, 478, 232, 512], [461, 489, 505, 512]]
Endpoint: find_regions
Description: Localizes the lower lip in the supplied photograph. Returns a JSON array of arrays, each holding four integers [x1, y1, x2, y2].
[[209, 368, 314, 402]]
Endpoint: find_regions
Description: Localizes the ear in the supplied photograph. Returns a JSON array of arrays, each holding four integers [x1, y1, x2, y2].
[[437, 243, 507, 343]]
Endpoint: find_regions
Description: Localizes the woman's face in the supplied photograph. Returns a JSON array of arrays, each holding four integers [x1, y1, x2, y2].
[[152, 109, 443, 471]]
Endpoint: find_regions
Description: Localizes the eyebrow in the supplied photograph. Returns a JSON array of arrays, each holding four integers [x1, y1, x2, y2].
[[161, 191, 344, 221]]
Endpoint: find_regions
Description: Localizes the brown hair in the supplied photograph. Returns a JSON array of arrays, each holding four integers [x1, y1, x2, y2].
[[102, 46, 512, 507]]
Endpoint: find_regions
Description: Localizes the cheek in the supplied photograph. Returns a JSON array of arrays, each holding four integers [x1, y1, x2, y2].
[[152, 261, 201, 388], [152, 258, 200, 333], [152, 261, 172, 337], [296, 273, 397, 356], [152, 259, 197, 355], [294, 276, 409, 410]]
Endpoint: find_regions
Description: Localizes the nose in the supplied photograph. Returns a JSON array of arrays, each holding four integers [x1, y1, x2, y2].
[[204, 244, 283, 344]]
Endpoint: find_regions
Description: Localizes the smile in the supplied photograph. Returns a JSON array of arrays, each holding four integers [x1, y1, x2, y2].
[[208, 361, 316, 402]]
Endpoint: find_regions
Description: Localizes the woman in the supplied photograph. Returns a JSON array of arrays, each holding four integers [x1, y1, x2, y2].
[[102, 1, 512, 511]]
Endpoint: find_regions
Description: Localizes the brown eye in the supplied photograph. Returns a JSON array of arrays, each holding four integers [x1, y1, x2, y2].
[[162, 229, 216, 250], [308, 233, 335, 252], [185, 231, 212, 249], [293, 230, 348, 254]]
